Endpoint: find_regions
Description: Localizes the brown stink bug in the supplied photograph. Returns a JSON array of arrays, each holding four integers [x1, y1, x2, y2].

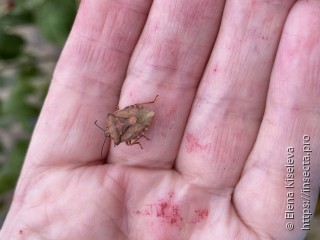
[[94, 95, 158, 156]]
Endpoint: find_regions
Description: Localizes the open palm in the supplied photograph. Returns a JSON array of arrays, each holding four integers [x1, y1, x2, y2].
[[1, 1, 320, 239]]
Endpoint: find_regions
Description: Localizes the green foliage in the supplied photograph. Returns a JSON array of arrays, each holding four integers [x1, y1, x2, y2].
[[1, 0, 77, 46], [2, 75, 39, 130], [0, 139, 28, 194], [34, 0, 77, 45], [0, 32, 25, 59], [0, 10, 33, 28], [0, 0, 78, 227]]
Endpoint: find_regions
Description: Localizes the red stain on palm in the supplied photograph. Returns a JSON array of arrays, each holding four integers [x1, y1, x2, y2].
[[135, 192, 182, 226], [19, 229, 23, 235], [185, 133, 208, 153], [135, 193, 210, 228], [135, 204, 153, 216], [155, 200, 181, 225], [156, 202, 168, 217], [195, 209, 209, 222], [213, 64, 218, 73]]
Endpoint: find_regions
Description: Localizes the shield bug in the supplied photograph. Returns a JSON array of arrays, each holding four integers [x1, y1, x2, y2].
[[94, 95, 158, 156]]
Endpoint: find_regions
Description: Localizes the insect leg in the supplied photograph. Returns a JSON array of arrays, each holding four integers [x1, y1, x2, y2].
[[135, 95, 159, 106], [126, 139, 143, 149], [140, 134, 150, 141]]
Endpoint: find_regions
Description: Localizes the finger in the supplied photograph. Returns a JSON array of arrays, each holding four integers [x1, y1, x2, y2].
[[234, 1, 320, 238], [26, 0, 153, 166], [176, 1, 296, 191], [108, 0, 226, 168]]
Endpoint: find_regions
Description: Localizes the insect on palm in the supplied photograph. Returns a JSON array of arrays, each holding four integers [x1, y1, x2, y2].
[[94, 95, 158, 157]]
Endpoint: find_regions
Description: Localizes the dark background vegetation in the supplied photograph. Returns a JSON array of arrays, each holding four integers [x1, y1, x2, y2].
[[0, 0, 319, 238], [0, 0, 77, 224]]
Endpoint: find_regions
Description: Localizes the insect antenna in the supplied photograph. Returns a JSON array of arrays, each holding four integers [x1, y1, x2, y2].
[[94, 120, 106, 132], [94, 120, 108, 157], [137, 95, 159, 105], [100, 137, 107, 158]]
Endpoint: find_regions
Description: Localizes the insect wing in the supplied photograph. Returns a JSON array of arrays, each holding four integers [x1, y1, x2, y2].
[[107, 114, 121, 144], [116, 117, 134, 135], [136, 109, 155, 125], [120, 123, 146, 142]]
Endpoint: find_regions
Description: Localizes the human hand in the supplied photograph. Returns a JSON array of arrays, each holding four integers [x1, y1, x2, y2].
[[1, 0, 320, 239]]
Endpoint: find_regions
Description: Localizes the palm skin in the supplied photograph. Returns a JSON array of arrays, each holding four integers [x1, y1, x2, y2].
[[1, 0, 320, 239]]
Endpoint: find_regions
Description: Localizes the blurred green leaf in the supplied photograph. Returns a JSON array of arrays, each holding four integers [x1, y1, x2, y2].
[[0, 31, 25, 59], [17, 58, 40, 77], [0, 196, 11, 228], [0, 11, 33, 29], [14, 0, 45, 10], [0, 139, 3, 153], [0, 139, 28, 194], [1, 75, 40, 130], [34, 0, 77, 45], [0, 0, 75, 229], [0, 74, 16, 87], [0, 115, 15, 129]]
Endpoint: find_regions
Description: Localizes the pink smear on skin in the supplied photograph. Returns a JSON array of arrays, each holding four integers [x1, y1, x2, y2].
[[185, 132, 208, 153], [135, 192, 182, 226], [135, 192, 209, 228]]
